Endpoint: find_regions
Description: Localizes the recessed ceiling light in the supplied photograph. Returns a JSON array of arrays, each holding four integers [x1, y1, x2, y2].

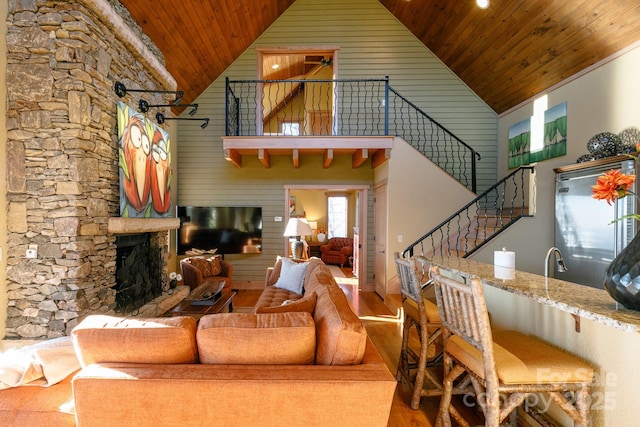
[[272, 64, 279, 69], [476, 0, 489, 8]]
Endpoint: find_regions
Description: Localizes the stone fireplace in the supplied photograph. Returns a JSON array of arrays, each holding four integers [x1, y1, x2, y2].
[[4, 0, 180, 339]]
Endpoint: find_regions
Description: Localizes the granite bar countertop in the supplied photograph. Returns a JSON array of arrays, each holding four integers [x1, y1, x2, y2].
[[426, 256, 640, 334]]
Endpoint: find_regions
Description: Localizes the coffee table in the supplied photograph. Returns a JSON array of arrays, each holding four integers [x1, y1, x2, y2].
[[170, 289, 237, 319]]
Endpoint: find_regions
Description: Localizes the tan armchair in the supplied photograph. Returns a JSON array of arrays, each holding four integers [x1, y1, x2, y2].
[[180, 256, 233, 291], [320, 237, 353, 267]]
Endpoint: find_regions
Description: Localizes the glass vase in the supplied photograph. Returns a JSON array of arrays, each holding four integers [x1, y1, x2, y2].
[[603, 233, 640, 310]]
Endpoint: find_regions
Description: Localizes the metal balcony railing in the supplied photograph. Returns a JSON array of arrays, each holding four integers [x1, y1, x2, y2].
[[402, 166, 535, 258], [226, 77, 480, 192]]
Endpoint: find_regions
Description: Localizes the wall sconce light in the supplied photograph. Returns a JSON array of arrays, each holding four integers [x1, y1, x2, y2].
[[114, 81, 184, 104], [139, 99, 198, 116], [156, 112, 209, 129]]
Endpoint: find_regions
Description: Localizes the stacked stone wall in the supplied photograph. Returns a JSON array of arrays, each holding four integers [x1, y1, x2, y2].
[[5, 0, 171, 338]]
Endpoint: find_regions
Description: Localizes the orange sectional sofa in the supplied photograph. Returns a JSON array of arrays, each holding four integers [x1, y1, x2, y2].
[[0, 257, 396, 427]]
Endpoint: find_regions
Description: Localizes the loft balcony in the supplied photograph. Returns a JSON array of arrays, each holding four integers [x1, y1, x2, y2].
[[223, 77, 479, 192], [223, 135, 393, 169], [222, 77, 394, 169]]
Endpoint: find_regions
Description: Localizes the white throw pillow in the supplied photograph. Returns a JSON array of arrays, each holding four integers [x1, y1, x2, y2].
[[273, 258, 308, 295]]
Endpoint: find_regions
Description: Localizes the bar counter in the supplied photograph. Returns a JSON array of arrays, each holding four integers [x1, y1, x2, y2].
[[426, 256, 640, 426], [426, 256, 640, 333]]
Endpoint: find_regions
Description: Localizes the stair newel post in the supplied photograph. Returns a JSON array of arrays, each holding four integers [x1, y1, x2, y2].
[[225, 77, 230, 136], [471, 150, 478, 193]]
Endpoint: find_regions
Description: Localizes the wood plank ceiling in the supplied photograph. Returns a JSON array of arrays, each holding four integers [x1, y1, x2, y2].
[[120, 0, 640, 116]]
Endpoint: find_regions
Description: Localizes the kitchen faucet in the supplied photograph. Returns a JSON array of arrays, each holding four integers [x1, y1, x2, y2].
[[545, 247, 568, 277]]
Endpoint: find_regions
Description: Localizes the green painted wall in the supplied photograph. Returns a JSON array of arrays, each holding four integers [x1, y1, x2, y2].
[[176, 0, 498, 283]]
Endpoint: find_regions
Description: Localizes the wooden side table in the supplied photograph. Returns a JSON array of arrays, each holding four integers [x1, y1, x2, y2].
[[308, 241, 323, 258]]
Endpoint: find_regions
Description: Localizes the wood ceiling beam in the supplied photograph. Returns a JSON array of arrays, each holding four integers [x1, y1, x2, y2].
[[292, 148, 299, 168], [224, 148, 242, 168], [371, 148, 391, 168], [222, 136, 393, 169], [352, 148, 368, 168], [258, 148, 270, 168], [323, 148, 334, 168]]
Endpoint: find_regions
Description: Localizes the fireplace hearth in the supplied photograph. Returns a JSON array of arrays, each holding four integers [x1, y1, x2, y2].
[[115, 233, 164, 314]]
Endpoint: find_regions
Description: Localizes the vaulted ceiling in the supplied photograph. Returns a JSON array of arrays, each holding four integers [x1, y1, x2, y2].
[[120, 0, 640, 115]]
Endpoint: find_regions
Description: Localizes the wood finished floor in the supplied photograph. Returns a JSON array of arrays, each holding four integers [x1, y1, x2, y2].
[[234, 267, 475, 427]]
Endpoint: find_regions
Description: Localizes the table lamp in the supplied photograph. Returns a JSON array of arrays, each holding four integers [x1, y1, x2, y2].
[[308, 221, 318, 240], [284, 218, 313, 259]]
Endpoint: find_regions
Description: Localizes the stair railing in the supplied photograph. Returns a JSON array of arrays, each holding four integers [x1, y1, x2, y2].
[[226, 76, 480, 192], [402, 166, 535, 258], [386, 87, 481, 192]]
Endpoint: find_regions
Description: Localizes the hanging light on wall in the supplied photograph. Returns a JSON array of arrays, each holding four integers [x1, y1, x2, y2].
[[156, 112, 209, 129], [114, 81, 184, 104], [139, 99, 198, 116]]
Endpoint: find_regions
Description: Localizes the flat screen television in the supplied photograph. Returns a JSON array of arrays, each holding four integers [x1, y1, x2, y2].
[[177, 206, 262, 255]]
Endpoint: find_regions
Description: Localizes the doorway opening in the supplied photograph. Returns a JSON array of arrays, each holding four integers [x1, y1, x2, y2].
[[284, 184, 368, 290], [257, 47, 339, 136]]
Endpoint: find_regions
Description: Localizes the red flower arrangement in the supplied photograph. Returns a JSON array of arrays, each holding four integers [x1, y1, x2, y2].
[[592, 143, 640, 221]]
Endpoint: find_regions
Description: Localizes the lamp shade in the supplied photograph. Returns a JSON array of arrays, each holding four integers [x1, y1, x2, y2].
[[283, 218, 313, 237]]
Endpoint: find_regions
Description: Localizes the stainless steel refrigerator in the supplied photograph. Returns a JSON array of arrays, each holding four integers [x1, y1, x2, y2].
[[555, 158, 637, 288]]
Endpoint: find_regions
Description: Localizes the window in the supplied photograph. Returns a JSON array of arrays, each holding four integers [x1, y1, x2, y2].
[[282, 122, 300, 136], [327, 194, 348, 238]]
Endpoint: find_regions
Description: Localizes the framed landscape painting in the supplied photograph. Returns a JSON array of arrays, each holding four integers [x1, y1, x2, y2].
[[508, 117, 531, 168]]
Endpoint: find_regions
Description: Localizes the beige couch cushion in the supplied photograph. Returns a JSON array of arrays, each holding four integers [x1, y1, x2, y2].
[[446, 330, 594, 384], [72, 315, 198, 366], [197, 312, 316, 365], [312, 268, 367, 365]]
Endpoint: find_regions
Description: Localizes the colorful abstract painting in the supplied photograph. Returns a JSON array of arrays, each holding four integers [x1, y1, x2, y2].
[[117, 101, 172, 218]]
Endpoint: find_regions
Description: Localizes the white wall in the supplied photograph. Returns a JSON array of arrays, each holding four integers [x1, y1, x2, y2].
[[378, 138, 476, 292], [472, 43, 640, 275], [473, 44, 640, 427]]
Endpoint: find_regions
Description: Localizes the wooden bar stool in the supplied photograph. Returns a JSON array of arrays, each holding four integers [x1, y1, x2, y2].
[[430, 266, 594, 427], [393, 253, 446, 409]]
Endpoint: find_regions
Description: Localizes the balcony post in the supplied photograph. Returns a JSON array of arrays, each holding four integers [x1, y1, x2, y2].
[[225, 77, 229, 136], [384, 75, 389, 136]]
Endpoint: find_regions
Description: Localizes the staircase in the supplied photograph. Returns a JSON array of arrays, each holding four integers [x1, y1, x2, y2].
[[402, 166, 535, 258]]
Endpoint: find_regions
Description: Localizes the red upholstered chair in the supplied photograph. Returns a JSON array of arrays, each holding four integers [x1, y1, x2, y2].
[[180, 256, 233, 291], [319, 237, 353, 267]]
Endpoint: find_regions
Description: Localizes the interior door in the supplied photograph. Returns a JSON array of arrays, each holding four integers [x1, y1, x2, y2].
[[373, 182, 387, 297]]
